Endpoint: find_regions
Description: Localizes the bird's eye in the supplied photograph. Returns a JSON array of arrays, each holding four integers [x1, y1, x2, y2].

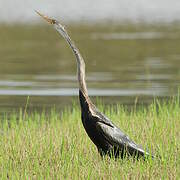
[[51, 19, 56, 24]]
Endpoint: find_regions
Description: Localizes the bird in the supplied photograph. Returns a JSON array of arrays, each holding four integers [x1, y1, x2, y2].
[[36, 11, 154, 159]]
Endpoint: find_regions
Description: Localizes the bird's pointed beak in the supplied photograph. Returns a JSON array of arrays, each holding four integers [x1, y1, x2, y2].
[[35, 10, 55, 24]]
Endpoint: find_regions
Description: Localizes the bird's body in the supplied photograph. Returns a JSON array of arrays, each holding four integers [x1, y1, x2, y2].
[[37, 11, 153, 159], [79, 90, 149, 158]]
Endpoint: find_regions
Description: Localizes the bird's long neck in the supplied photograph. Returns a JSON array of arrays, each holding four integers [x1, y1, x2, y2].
[[55, 26, 88, 98]]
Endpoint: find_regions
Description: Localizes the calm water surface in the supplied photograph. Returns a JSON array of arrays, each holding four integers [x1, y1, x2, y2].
[[0, 24, 180, 112]]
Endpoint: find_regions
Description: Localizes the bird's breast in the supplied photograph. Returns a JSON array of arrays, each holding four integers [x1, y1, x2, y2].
[[81, 113, 111, 151]]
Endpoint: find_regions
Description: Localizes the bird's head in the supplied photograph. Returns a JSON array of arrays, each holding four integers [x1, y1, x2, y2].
[[36, 11, 67, 39]]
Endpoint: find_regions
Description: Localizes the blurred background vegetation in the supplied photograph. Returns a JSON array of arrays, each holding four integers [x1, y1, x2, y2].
[[0, 0, 180, 113]]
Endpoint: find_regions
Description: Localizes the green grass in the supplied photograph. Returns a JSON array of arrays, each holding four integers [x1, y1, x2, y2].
[[0, 98, 179, 179]]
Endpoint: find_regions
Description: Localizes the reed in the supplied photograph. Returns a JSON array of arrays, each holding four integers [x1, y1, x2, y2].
[[0, 98, 179, 179]]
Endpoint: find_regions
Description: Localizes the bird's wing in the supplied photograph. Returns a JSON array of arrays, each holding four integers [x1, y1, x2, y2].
[[96, 121, 147, 155]]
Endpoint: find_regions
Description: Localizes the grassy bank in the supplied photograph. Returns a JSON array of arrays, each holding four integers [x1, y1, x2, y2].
[[0, 99, 179, 179]]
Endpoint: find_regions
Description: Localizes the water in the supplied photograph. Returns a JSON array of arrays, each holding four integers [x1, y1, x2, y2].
[[0, 24, 180, 112]]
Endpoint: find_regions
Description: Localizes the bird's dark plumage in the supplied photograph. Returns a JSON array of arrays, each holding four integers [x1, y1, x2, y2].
[[79, 90, 151, 159]]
